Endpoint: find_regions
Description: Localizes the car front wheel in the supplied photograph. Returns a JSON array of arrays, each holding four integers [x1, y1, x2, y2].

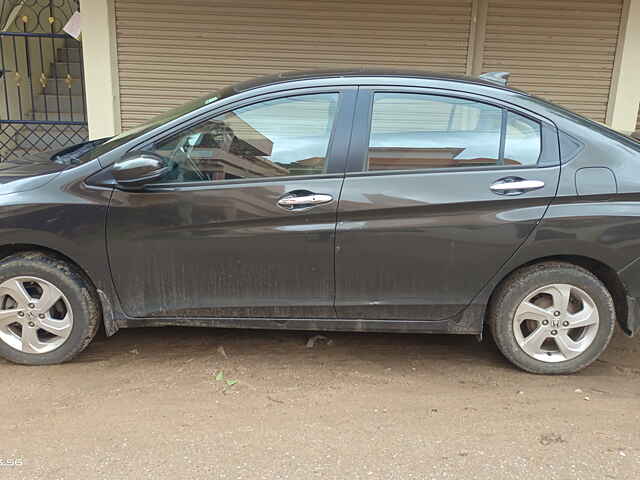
[[0, 252, 100, 365], [489, 262, 616, 374]]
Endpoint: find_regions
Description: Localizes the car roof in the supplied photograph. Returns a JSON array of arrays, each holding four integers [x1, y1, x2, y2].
[[219, 68, 527, 97]]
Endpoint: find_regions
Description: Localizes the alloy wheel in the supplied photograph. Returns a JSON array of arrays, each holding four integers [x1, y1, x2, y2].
[[512, 283, 599, 363], [0, 276, 73, 354]]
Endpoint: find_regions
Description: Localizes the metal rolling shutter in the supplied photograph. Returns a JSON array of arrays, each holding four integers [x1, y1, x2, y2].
[[481, 0, 623, 122], [114, 0, 473, 130]]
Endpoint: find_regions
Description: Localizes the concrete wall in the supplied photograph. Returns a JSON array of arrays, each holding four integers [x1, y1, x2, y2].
[[79, 0, 120, 139], [609, 0, 640, 134]]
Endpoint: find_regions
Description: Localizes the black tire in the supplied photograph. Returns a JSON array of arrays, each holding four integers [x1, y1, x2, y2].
[[0, 251, 100, 365], [489, 261, 616, 374]]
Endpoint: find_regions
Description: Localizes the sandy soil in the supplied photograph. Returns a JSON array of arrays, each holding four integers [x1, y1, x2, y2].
[[2, 326, 639, 479]]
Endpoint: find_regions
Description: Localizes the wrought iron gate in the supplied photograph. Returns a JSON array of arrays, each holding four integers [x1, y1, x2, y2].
[[0, 0, 86, 161]]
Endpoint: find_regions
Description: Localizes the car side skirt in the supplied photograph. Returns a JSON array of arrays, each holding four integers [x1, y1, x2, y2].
[[115, 311, 484, 335]]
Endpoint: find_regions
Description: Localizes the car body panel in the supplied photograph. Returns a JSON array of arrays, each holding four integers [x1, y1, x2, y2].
[[107, 176, 343, 318], [0, 70, 638, 336], [0, 160, 113, 293], [333, 85, 562, 320], [335, 166, 560, 320], [105, 87, 357, 319], [0, 151, 69, 194]]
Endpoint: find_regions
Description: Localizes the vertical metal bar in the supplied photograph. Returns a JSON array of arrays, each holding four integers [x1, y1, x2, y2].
[[66, 37, 73, 122], [78, 37, 86, 124], [0, 34, 9, 162], [49, 1, 62, 122], [37, 36, 48, 121], [49, 35, 61, 122], [0, 36, 10, 121], [11, 36, 23, 120], [24, 36, 36, 121]]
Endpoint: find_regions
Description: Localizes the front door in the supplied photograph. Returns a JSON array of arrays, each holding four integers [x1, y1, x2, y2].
[[107, 89, 355, 318], [335, 89, 561, 321]]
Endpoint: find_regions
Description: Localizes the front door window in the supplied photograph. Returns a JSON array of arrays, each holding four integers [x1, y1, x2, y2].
[[144, 93, 340, 183]]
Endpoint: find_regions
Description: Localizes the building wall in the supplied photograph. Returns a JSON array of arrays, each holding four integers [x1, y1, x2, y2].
[[79, 0, 121, 139], [609, 0, 640, 134], [81, 0, 640, 139], [480, 0, 622, 122], [114, 0, 474, 130]]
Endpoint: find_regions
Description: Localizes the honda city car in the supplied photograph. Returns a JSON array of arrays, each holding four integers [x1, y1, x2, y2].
[[0, 69, 639, 374]]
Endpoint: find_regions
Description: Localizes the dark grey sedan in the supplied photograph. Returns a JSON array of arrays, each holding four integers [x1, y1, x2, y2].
[[0, 69, 638, 374]]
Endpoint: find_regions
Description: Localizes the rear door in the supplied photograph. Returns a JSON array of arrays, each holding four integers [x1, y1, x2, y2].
[[107, 88, 355, 319], [335, 87, 560, 321]]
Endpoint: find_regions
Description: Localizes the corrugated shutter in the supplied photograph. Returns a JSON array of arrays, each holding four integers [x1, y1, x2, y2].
[[114, 0, 473, 130], [482, 0, 623, 122]]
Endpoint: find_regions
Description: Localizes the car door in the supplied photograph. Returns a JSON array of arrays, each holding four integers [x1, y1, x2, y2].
[[107, 88, 356, 318], [335, 87, 560, 321]]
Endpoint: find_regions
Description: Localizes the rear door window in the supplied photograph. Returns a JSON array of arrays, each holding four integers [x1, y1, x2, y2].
[[366, 93, 541, 172]]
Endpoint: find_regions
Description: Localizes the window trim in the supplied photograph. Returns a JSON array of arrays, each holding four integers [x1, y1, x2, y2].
[[127, 87, 357, 188], [346, 86, 557, 175]]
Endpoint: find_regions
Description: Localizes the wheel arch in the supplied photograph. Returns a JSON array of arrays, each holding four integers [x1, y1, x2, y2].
[[487, 254, 631, 335], [0, 243, 114, 336], [0, 243, 92, 278]]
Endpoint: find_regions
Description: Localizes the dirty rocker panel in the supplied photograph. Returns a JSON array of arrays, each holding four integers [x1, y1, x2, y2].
[[115, 313, 483, 335]]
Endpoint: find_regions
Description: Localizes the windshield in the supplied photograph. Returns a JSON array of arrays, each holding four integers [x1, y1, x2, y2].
[[73, 92, 220, 164]]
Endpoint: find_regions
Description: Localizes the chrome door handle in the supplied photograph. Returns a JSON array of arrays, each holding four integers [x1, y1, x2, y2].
[[490, 178, 545, 195], [277, 193, 334, 210]]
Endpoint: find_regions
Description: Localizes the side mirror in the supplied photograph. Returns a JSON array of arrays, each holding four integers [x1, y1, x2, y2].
[[111, 152, 171, 190]]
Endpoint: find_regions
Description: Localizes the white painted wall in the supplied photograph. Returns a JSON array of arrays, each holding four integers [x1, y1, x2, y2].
[[608, 0, 640, 134], [79, 0, 120, 139]]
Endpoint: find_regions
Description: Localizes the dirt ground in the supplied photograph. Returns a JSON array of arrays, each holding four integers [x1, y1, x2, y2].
[[2, 325, 639, 480]]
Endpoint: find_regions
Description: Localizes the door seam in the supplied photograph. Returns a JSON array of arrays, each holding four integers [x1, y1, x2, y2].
[[332, 86, 360, 318]]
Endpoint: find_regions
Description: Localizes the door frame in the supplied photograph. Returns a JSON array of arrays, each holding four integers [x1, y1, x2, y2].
[[344, 85, 560, 175], [125, 86, 359, 182], [333, 84, 562, 323], [103, 86, 359, 320]]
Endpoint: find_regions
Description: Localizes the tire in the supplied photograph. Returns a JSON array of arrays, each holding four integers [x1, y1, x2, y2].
[[489, 261, 616, 374], [0, 251, 100, 365]]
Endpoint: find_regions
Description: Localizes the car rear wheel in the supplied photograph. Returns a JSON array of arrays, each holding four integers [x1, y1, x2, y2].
[[489, 262, 616, 374], [0, 252, 100, 365]]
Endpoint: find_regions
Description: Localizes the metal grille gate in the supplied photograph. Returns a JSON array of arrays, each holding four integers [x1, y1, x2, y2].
[[0, 0, 86, 161]]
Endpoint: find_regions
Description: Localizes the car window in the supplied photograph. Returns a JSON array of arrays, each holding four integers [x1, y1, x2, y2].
[[504, 111, 542, 166], [145, 93, 339, 183], [77, 93, 221, 164], [366, 93, 541, 172]]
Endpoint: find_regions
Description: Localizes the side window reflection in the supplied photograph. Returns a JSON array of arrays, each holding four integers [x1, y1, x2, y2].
[[146, 93, 339, 183], [367, 93, 541, 171]]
